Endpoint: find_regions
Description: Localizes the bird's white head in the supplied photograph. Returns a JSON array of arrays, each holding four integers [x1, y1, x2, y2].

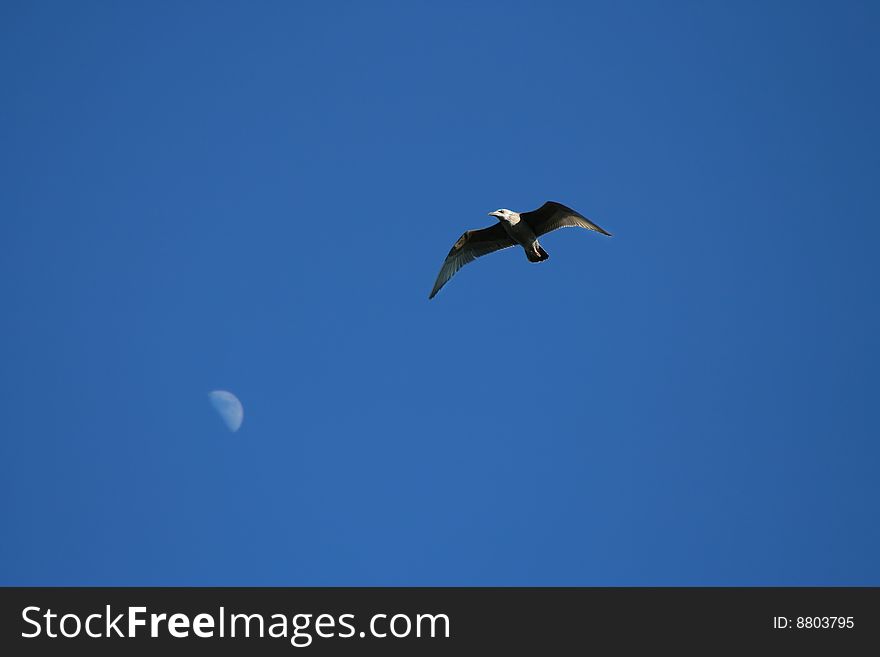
[[489, 208, 517, 223]]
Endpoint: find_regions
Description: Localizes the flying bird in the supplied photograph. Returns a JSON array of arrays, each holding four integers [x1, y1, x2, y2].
[[428, 201, 611, 299]]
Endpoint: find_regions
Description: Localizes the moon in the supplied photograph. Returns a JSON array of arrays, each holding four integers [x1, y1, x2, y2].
[[208, 390, 243, 432]]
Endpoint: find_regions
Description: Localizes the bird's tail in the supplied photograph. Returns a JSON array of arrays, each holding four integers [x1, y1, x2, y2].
[[527, 244, 550, 263]]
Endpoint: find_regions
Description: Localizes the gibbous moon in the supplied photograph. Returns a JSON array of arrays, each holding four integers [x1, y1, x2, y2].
[[208, 390, 243, 432]]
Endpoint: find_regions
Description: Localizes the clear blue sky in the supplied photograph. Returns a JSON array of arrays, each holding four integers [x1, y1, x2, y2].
[[2, 1, 878, 585]]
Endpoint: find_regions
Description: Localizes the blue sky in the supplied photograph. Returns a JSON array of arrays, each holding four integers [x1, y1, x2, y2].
[[1, 1, 878, 585]]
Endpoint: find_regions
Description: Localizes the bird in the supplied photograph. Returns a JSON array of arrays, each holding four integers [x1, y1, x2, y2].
[[428, 201, 611, 299]]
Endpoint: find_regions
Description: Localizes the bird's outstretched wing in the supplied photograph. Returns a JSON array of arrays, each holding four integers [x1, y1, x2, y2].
[[521, 201, 612, 237], [429, 223, 515, 299]]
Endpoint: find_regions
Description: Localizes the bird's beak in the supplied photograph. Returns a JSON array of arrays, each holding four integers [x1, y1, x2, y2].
[[488, 211, 499, 218]]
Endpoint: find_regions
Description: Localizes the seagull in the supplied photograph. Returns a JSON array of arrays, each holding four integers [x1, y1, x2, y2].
[[428, 201, 611, 299]]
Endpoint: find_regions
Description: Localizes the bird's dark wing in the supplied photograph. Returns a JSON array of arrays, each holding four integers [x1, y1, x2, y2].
[[429, 223, 515, 299], [521, 201, 612, 237]]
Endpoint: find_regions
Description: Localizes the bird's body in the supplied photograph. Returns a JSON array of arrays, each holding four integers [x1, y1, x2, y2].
[[498, 212, 544, 261], [428, 201, 611, 299]]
